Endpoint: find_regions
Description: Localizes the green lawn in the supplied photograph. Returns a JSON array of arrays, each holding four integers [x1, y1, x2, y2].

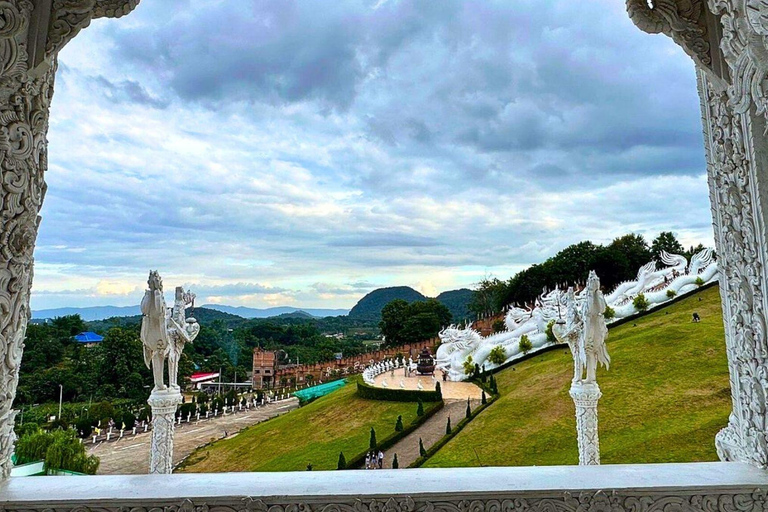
[[424, 285, 730, 467], [179, 379, 431, 472]]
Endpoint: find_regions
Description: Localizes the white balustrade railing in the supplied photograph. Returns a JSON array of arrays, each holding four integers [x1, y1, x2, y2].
[[1, 463, 766, 512]]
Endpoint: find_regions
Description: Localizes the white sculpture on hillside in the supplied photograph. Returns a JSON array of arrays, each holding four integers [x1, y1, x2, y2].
[[141, 271, 170, 392], [580, 271, 610, 384], [141, 272, 199, 391], [553, 287, 584, 384], [167, 287, 200, 390], [140, 270, 200, 474], [568, 271, 610, 465], [438, 248, 718, 381]]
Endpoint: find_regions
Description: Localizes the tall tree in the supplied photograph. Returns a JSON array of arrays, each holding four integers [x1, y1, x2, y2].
[[609, 233, 652, 272], [380, 299, 451, 347]]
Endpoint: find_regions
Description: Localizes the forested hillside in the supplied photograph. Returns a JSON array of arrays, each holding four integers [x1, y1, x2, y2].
[[348, 287, 427, 320]]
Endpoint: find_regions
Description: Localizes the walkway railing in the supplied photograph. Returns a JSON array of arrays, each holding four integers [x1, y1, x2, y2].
[[1, 462, 766, 511]]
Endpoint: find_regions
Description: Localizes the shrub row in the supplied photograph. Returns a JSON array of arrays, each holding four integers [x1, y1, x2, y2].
[[356, 381, 442, 402], [344, 400, 444, 469], [408, 395, 495, 468]]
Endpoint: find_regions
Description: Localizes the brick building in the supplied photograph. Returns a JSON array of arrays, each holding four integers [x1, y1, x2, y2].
[[252, 348, 277, 389]]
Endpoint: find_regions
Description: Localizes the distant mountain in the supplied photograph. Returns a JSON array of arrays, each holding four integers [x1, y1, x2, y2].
[[275, 311, 315, 319], [33, 304, 348, 322], [201, 305, 349, 319], [348, 286, 475, 322], [436, 288, 474, 322], [84, 307, 246, 333], [348, 286, 427, 321], [32, 305, 141, 321]]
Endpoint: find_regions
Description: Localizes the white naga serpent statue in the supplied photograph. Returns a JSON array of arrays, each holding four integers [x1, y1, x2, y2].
[[436, 248, 718, 381]]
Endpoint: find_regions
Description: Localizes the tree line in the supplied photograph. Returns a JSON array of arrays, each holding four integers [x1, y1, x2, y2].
[[468, 232, 708, 316]]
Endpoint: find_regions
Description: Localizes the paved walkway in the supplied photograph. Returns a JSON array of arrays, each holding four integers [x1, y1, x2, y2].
[[381, 398, 481, 469], [372, 368, 483, 400], [90, 398, 299, 474]]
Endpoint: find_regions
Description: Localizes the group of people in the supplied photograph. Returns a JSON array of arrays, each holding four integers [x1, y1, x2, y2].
[[365, 450, 385, 469]]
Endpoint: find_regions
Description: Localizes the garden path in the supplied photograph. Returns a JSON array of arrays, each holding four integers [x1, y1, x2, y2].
[[380, 397, 481, 469]]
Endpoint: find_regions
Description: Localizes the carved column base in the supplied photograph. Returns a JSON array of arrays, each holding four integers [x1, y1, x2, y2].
[[147, 389, 182, 474], [569, 381, 602, 465]]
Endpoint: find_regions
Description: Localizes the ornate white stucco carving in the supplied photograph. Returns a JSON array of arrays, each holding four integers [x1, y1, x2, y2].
[[140, 271, 199, 473], [559, 272, 610, 465], [437, 251, 715, 381], [570, 382, 603, 466], [0, 0, 140, 480], [5, 486, 768, 512], [627, 0, 768, 468], [147, 389, 182, 474]]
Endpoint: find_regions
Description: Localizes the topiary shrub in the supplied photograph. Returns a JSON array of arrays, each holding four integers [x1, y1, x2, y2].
[[492, 319, 505, 333], [395, 415, 404, 432], [337, 451, 346, 470], [417, 398, 424, 417], [666, 289, 677, 299], [518, 335, 533, 354], [462, 356, 474, 375], [392, 453, 399, 469], [603, 306, 615, 320], [369, 427, 377, 451], [419, 438, 427, 457], [633, 294, 650, 312], [488, 345, 507, 365], [545, 320, 557, 343], [481, 390, 487, 405], [465, 398, 472, 419], [489, 374, 498, 394], [446, 417, 452, 435]]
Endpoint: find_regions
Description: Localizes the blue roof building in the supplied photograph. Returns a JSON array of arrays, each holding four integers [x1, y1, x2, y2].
[[73, 332, 103, 345]]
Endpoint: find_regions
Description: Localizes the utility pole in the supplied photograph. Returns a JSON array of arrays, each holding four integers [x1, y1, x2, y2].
[[218, 367, 222, 395], [58, 384, 63, 420]]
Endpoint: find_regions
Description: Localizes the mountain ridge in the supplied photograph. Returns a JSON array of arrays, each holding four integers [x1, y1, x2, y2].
[[32, 304, 349, 321]]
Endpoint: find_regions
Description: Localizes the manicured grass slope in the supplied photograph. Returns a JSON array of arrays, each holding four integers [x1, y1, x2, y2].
[[425, 286, 730, 467], [180, 380, 427, 472]]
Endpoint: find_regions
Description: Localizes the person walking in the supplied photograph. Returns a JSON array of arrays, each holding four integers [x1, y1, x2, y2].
[[378, 450, 384, 469], [365, 452, 371, 469]]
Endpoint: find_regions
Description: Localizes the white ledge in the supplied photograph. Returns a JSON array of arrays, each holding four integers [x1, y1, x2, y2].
[[1, 463, 767, 505]]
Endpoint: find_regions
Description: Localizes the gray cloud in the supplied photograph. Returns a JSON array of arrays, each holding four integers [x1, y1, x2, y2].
[[31, 0, 715, 310], [94, 75, 169, 109]]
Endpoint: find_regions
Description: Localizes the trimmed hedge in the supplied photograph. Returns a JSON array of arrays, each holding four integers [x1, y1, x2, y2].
[[408, 395, 495, 468], [344, 400, 444, 469], [356, 381, 442, 402]]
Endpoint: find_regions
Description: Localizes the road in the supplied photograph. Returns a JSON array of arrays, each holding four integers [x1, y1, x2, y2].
[[90, 398, 299, 474]]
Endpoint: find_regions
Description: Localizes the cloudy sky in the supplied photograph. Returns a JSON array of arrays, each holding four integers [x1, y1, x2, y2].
[[31, 0, 713, 311]]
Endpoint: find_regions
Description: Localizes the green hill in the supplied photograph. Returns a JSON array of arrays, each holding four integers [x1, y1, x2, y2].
[[179, 379, 439, 472], [348, 286, 474, 322], [424, 285, 729, 467], [85, 307, 246, 333], [348, 286, 427, 320], [436, 289, 473, 322]]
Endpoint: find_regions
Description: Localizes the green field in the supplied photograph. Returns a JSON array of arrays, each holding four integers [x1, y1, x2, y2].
[[425, 285, 730, 467], [179, 379, 433, 472]]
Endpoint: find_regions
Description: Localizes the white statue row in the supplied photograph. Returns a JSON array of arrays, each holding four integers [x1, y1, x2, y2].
[[437, 249, 717, 381], [362, 357, 415, 385]]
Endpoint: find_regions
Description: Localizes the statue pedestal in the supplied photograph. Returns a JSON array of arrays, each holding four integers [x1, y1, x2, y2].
[[569, 381, 602, 465], [147, 388, 182, 474]]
